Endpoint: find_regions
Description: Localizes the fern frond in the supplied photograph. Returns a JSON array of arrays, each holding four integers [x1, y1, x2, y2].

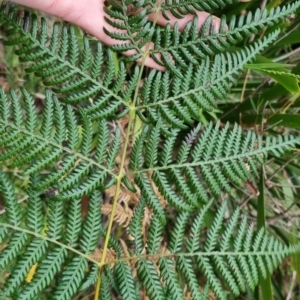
[[65, 197, 82, 246], [47, 200, 64, 240], [0, 171, 22, 226], [0, 227, 8, 245], [81, 191, 102, 253], [0, 188, 104, 299], [0, 3, 293, 128], [0, 1, 299, 299], [168, 211, 191, 253], [158, 257, 185, 299], [80, 264, 99, 291], [104, 1, 155, 59], [107, 128, 121, 170], [132, 121, 299, 210], [51, 256, 87, 300], [177, 256, 207, 300], [137, 32, 279, 127], [129, 197, 146, 254], [95, 120, 109, 164], [0, 3, 130, 119], [153, 3, 300, 65], [1, 239, 48, 297], [152, 201, 300, 299], [115, 262, 138, 300], [146, 214, 163, 254], [160, 0, 235, 16], [104, 265, 119, 294], [0, 87, 10, 123], [0, 88, 118, 199], [173, 202, 300, 299], [99, 273, 113, 300], [136, 259, 166, 300], [104, 1, 300, 72], [34, 156, 77, 191], [135, 173, 166, 225], [26, 176, 44, 233], [0, 232, 28, 270], [19, 248, 68, 300]]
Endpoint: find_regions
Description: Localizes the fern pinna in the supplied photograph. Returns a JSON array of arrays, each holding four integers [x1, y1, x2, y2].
[[0, 1, 300, 299]]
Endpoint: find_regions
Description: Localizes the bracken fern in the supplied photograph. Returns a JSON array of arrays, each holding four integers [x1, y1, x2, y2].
[[0, 1, 300, 299]]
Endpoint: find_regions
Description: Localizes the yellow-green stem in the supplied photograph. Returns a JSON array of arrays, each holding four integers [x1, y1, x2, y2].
[[94, 2, 162, 299]]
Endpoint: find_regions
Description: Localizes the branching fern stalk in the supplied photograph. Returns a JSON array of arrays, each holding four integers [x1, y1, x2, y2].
[[0, 1, 300, 299]]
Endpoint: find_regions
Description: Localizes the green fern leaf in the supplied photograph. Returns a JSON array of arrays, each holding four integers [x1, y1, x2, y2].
[[104, 1, 300, 71], [115, 262, 138, 300], [0, 227, 8, 245], [1, 239, 48, 297], [169, 211, 192, 253], [81, 191, 102, 253], [133, 121, 299, 211], [19, 248, 67, 300], [179, 202, 300, 298], [99, 273, 113, 300], [146, 214, 163, 254], [65, 197, 82, 246], [51, 256, 87, 300], [129, 197, 146, 254], [137, 32, 280, 127], [0, 171, 22, 226], [80, 264, 99, 291], [177, 256, 207, 300], [136, 259, 166, 300], [46, 200, 64, 240], [135, 173, 166, 225], [158, 257, 185, 300], [26, 176, 44, 233], [0, 232, 28, 269], [161, 0, 234, 16]]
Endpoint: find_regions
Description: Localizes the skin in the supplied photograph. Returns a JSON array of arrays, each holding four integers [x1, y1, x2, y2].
[[10, 0, 223, 69]]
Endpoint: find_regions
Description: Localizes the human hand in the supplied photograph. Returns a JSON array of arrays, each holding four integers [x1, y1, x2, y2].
[[9, 0, 223, 70]]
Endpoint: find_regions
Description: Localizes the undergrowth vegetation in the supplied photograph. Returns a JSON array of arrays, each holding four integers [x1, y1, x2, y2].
[[1, 0, 300, 299]]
